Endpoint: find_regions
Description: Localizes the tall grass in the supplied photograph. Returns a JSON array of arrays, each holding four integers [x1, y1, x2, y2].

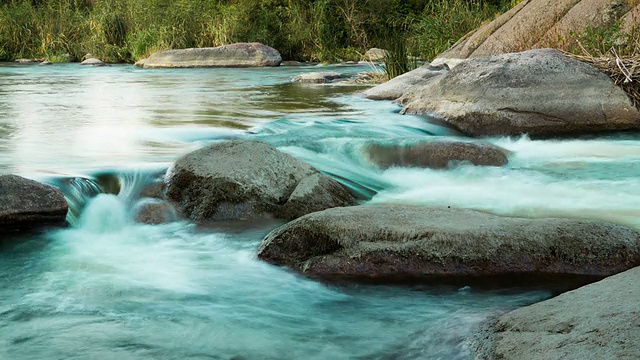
[[0, 0, 511, 63], [409, 0, 503, 61]]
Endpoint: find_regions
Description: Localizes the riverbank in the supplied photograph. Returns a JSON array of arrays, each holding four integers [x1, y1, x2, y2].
[[0, 0, 511, 63]]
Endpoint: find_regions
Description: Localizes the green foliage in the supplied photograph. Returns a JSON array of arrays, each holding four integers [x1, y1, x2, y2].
[[568, 20, 640, 58], [381, 27, 419, 80], [409, 0, 500, 61], [0, 0, 511, 63]]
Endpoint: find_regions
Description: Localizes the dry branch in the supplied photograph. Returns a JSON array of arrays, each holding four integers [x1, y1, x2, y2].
[[563, 49, 640, 110]]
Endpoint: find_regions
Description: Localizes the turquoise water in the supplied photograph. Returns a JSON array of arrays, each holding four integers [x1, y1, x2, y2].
[[1, 62, 639, 359]]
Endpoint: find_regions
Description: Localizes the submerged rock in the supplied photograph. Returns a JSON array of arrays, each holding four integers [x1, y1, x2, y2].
[[363, 64, 447, 100], [471, 266, 640, 359], [364, 140, 508, 169], [400, 49, 640, 137], [0, 174, 68, 232], [258, 205, 640, 282], [139, 43, 282, 68], [134, 199, 178, 225], [166, 140, 356, 223], [292, 71, 351, 84]]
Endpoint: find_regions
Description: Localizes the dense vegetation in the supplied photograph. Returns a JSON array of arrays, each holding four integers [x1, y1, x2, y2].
[[0, 0, 514, 63]]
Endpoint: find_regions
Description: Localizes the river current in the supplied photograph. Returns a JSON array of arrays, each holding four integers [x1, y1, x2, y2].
[[1, 63, 639, 359]]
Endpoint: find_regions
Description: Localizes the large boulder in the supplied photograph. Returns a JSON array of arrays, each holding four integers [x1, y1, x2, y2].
[[364, 140, 508, 169], [139, 43, 282, 68], [363, 64, 447, 100], [257, 205, 640, 281], [400, 49, 640, 137], [434, 0, 639, 63], [471, 265, 640, 359], [0, 175, 68, 232], [165, 140, 356, 222]]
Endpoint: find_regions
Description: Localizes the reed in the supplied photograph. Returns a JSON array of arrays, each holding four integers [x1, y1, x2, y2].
[[0, 0, 512, 65]]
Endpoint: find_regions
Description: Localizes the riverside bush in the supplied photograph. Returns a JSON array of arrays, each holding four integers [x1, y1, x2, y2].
[[0, 0, 511, 63]]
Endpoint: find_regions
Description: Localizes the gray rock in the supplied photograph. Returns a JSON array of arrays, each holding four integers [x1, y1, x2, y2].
[[142, 43, 282, 68], [257, 205, 640, 281], [400, 49, 640, 137], [364, 140, 508, 169], [80, 58, 107, 66], [292, 71, 351, 84], [134, 58, 147, 67], [134, 199, 178, 225], [14, 58, 38, 63], [166, 140, 356, 222], [139, 181, 165, 200], [471, 266, 640, 359], [39, 61, 52, 66], [363, 64, 447, 100], [0, 174, 68, 232], [363, 48, 389, 62]]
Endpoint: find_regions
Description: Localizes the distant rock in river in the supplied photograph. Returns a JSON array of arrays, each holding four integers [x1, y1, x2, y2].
[[137, 43, 282, 68]]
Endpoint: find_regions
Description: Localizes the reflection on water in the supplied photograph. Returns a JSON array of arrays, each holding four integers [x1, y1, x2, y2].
[[1, 62, 640, 359]]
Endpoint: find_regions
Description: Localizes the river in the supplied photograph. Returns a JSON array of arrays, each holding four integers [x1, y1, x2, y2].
[[1, 62, 639, 359]]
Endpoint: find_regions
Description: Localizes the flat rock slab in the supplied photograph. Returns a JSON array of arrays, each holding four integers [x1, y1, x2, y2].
[[166, 140, 355, 222], [471, 265, 640, 359], [400, 49, 640, 137], [363, 64, 447, 100], [364, 140, 508, 169], [0, 174, 68, 232], [140, 42, 282, 68], [292, 71, 351, 84], [258, 205, 640, 282]]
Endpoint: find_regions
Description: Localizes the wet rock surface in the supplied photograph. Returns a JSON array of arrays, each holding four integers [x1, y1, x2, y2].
[[166, 140, 356, 223], [364, 140, 508, 169], [0, 174, 68, 232], [258, 205, 640, 282]]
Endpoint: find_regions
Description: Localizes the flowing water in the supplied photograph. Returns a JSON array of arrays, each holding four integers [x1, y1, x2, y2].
[[1, 62, 639, 359]]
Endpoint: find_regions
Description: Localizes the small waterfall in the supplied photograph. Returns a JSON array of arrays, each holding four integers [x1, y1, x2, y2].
[[58, 177, 105, 226], [54, 168, 167, 227], [78, 194, 129, 233]]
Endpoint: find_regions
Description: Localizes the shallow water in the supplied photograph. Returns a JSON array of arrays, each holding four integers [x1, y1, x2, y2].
[[1, 62, 639, 359]]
